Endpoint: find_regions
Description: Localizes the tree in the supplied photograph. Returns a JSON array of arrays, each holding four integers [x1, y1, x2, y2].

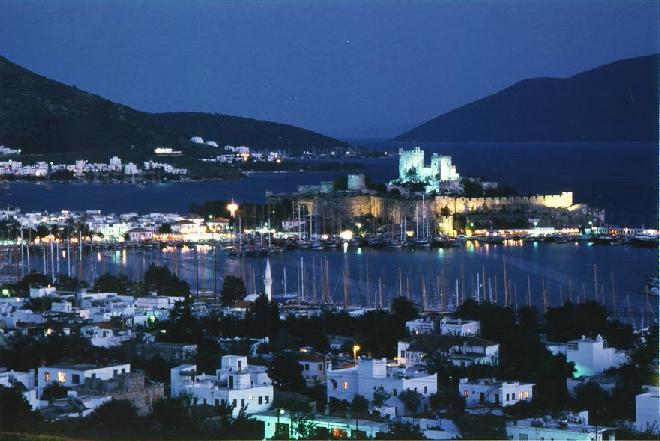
[[399, 389, 422, 416], [158, 223, 172, 234], [0, 385, 41, 432], [36, 223, 50, 238], [268, 353, 306, 393], [391, 297, 418, 323], [574, 382, 612, 425], [372, 386, 390, 408], [159, 297, 199, 343], [143, 264, 190, 296], [55, 274, 85, 291], [350, 394, 369, 417], [429, 390, 465, 417], [88, 399, 139, 433], [150, 397, 197, 436], [92, 273, 132, 294], [376, 422, 426, 440], [41, 382, 68, 402], [221, 275, 247, 306], [245, 295, 280, 338]]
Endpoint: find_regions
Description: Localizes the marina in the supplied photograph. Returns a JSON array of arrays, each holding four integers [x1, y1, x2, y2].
[[3, 236, 657, 326]]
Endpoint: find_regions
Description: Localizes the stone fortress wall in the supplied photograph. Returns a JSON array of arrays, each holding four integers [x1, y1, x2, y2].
[[297, 191, 576, 221]]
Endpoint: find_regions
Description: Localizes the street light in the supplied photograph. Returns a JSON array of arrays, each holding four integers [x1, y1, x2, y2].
[[353, 344, 361, 366]]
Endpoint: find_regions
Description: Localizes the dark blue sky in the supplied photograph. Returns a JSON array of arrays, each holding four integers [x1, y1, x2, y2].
[[1, 0, 658, 138]]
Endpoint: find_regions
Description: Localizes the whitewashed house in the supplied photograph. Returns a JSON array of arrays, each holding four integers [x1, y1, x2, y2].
[[439, 317, 480, 336], [80, 325, 132, 348], [405, 318, 435, 335], [37, 363, 131, 397], [170, 355, 273, 416], [0, 368, 40, 409], [326, 357, 437, 414], [506, 412, 615, 441], [30, 286, 56, 298], [566, 335, 628, 377], [397, 336, 499, 368], [298, 351, 332, 387], [459, 377, 533, 408]]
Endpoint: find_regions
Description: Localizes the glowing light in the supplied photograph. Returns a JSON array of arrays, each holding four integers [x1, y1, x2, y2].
[[339, 230, 353, 241], [353, 344, 361, 366], [227, 202, 239, 217]]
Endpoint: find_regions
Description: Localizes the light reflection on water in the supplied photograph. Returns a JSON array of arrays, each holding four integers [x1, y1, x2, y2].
[[22, 241, 658, 323]]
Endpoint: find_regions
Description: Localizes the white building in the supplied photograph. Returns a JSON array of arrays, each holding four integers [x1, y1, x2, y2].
[[80, 325, 132, 348], [566, 335, 628, 377], [506, 412, 615, 441], [37, 363, 131, 397], [30, 286, 57, 298], [191, 136, 205, 144], [298, 351, 332, 387], [405, 318, 434, 335], [635, 385, 660, 433], [398, 336, 499, 368], [108, 156, 122, 172], [459, 378, 533, 408], [326, 358, 437, 414], [0, 368, 40, 410], [170, 355, 273, 416], [124, 162, 139, 176], [439, 317, 480, 336]]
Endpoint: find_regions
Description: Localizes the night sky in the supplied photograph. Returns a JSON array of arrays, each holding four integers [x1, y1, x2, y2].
[[1, 0, 658, 138]]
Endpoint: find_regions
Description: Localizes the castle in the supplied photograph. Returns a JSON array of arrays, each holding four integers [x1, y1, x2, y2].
[[396, 147, 460, 193]]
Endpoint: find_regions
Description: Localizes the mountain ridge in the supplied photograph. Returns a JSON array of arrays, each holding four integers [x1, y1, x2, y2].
[[0, 55, 347, 155], [395, 54, 659, 143]]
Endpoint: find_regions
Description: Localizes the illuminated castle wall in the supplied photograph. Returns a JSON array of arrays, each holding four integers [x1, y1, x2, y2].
[[295, 192, 575, 222], [435, 192, 575, 214], [397, 147, 459, 192]]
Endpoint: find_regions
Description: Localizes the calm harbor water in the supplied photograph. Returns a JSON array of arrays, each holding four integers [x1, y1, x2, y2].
[[19, 241, 658, 325], [1, 143, 657, 226]]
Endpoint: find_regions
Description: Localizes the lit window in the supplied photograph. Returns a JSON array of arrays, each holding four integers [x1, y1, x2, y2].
[[57, 371, 66, 383], [342, 381, 349, 390], [463, 389, 468, 398], [44, 372, 51, 383], [519, 391, 523, 400], [524, 391, 529, 399]]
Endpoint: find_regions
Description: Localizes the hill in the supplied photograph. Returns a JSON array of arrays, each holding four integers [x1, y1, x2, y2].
[[395, 54, 659, 143], [152, 112, 345, 151], [0, 55, 346, 155]]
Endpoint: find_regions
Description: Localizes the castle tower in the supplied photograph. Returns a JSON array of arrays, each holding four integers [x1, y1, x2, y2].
[[264, 259, 272, 301]]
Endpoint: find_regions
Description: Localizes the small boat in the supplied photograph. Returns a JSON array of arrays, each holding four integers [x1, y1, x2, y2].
[[385, 240, 403, 249], [591, 235, 617, 245], [409, 238, 430, 248]]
